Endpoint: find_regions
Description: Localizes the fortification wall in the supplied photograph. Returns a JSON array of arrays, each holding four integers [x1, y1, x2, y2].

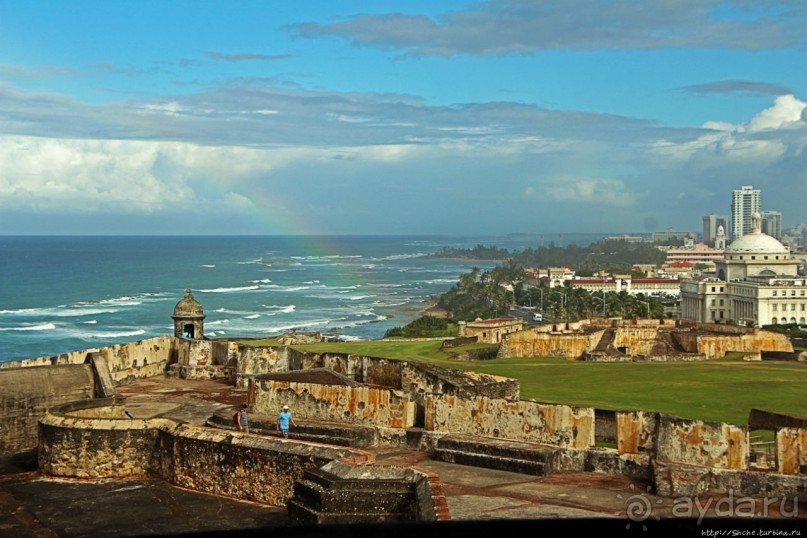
[[612, 326, 670, 355], [615, 410, 658, 455], [236, 345, 289, 387], [426, 394, 594, 449], [497, 330, 596, 359], [777, 427, 807, 475], [696, 330, 792, 359], [38, 400, 365, 506], [0, 364, 96, 452], [252, 378, 416, 432], [0, 336, 178, 383]]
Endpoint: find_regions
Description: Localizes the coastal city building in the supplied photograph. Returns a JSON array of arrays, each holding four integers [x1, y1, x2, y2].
[[731, 185, 761, 240], [761, 210, 782, 240], [651, 229, 696, 244], [664, 241, 724, 269], [702, 214, 729, 246], [680, 212, 805, 325], [527, 268, 680, 297]]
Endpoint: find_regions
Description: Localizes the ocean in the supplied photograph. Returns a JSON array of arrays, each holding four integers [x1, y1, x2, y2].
[[0, 234, 604, 364]]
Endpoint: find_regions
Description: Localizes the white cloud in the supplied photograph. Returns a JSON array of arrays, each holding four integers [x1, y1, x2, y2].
[[652, 94, 807, 162], [748, 94, 807, 132], [527, 177, 636, 206]]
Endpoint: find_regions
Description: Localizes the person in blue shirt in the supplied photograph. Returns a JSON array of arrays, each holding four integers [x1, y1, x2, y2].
[[276, 405, 296, 438]]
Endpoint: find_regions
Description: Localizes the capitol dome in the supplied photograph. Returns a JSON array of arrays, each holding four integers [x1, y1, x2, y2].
[[724, 212, 788, 256]]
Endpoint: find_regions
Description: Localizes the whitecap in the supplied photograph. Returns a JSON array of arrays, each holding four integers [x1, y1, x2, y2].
[[244, 314, 260, 319], [201, 264, 216, 268], [198, 285, 260, 293], [85, 329, 146, 338], [0, 322, 57, 332]]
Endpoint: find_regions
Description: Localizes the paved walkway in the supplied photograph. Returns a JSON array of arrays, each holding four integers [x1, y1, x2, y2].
[[1, 377, 803, 536]]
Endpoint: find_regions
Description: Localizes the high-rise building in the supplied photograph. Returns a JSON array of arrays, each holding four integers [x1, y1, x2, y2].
[[716, 216, 730, 241], [731, 185, 761, 240], [702, 214, 729, 245], [702, 214, 717, 245], [760, 211, 782, 240]]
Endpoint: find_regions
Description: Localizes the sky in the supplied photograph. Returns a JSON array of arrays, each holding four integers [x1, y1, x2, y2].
[[0, 0, 805, 236]]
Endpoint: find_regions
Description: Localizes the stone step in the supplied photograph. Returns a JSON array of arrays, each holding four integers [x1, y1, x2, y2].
[[292, 478, 416, 513], [433, 448, 550, 476], [436, 434, 560, 466], [287, 499, 414, 525], [301, 467, 416, 494]]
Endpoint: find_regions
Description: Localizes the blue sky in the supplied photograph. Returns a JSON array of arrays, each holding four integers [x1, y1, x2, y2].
[[0, 0, 805, 235]]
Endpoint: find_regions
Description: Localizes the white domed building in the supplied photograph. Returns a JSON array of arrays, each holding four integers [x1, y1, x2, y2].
[[681, 213, 806, 326]]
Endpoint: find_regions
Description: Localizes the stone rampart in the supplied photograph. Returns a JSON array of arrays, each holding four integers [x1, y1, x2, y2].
[[777, 428, 807, 475], [655, 414, 748, 470], [38, 398, 367, 506], [425, 394, 594, 449], [252, 378, 416, 433], [0, 364, 96, 452], [615, 410, 658, 456], [0, 336, 179, 383], [497, 330, 595, 359], [696, 330, 792, 359], [235, 345, 290, 387]]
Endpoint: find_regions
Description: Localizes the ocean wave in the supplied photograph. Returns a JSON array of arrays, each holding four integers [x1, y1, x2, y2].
[[0, 322, 57, 332], [201, 264, 216, 268], [375, 253, 426, 261], [244, 314, 260, 319], [198, 285, 260, 293], [85, 329, 146, 339], [0, 306, 115, 318], [347, 295, 377, 301], [262, 304, 296, 314], [291, 255, 362, 261], [251, 279, 272, 284], [83, 320, 98, 324]]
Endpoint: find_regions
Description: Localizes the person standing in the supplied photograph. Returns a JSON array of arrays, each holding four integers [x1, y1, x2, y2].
[[235, 403, 249, 433], [276, 405, 296, 438]]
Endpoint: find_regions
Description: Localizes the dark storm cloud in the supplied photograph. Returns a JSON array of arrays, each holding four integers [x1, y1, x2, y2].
[[292, 0, 805, 56]]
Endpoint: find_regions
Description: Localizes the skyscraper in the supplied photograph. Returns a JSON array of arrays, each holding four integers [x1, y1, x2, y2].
[[760, 211, 782, 240], [731, 185, 761, 240], [702, 213, 729, 245]]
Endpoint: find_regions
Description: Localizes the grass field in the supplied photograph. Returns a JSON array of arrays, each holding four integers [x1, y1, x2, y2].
[[286, 340, 807, 425]]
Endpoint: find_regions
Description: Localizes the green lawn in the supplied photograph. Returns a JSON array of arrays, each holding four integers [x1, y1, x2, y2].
[[287, 340, 807, 425]]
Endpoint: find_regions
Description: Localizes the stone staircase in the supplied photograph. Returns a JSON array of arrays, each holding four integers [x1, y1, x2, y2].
[[433, 434, 560, 476], [287, 461, 424, 524], [206, 409, 377, 448]]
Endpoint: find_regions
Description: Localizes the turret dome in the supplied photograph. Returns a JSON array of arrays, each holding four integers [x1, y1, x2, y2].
[[172, 289, 205, 320]]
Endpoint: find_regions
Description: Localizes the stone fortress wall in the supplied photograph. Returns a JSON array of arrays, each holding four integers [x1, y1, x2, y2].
[[498, 318, 794, 360], [1, 331, 806, 511]]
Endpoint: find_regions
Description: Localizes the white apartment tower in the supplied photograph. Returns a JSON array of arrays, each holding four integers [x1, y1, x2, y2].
[[731, 185, 761, 240]]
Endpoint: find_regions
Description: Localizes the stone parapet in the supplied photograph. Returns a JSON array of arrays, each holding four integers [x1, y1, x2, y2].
[[426, 394, 594, 450], [38, 398, 368, 507]]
